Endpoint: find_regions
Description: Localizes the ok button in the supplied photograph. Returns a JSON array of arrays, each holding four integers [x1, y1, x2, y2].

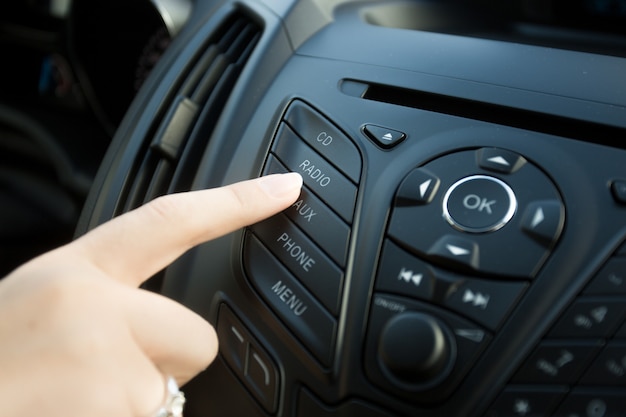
[[443, 175, 517, 233]]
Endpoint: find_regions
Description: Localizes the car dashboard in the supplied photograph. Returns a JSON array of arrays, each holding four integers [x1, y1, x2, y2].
[[4, 0, 626, 416]]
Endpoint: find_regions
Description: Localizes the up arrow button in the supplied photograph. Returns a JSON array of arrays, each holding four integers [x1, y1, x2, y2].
[[487, 156, 510, 167], [477, 147, 526, 174]]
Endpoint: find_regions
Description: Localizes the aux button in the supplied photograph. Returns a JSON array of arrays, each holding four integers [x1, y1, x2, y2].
[[443, 175, 517, 233]]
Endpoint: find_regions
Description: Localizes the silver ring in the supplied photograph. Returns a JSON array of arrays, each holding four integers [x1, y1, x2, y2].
[[154, 376, 186, 417]]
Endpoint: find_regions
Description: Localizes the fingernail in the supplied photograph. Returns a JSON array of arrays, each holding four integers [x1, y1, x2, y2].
[[258, 173, 303, 198]]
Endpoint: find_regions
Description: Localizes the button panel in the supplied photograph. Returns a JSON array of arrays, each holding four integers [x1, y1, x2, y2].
[[250, 213, 344, 315], [388, 147, 565, 278], [490, 242, 626, 416], [264, 155, 350, 267], [370, 147, 565, 405], [244, 233, 337, 366], [239, 106, 626, 413], [375, 239, 526, 332], [243, 100, 361, 369], [284, 100, 361, 182], [273, 123, 357, 223]]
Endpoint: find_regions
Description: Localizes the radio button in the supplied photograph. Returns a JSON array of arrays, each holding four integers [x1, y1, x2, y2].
[[264, 155, 351, 267], [272, 123, 357, 223]]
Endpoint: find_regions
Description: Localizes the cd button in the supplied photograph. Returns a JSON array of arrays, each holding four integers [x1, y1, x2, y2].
[[272, 123, 357, 223], [284, 101, 361, 182]]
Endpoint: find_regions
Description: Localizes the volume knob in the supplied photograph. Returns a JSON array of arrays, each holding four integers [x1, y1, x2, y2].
[[377, 312, 455, 387]]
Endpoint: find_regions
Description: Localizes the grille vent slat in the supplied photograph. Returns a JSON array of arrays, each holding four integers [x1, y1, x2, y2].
[[117, 12, 262, 214]]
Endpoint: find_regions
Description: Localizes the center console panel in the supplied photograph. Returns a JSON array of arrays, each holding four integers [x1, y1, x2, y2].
[[77, 1, 626, 416]]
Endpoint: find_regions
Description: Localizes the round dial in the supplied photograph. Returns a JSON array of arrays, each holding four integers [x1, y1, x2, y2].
[[377, 312, 455, 387]]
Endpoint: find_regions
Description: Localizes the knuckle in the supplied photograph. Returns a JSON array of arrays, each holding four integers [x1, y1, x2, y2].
[[226, 186, 250, 215], [145, 194, 181, 220]]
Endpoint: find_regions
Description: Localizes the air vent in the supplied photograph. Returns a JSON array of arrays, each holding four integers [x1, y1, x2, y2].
[[117, 12, 262, 214]]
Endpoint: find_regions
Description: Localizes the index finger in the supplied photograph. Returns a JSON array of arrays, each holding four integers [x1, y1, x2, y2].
[[70, 173, 302, 286]]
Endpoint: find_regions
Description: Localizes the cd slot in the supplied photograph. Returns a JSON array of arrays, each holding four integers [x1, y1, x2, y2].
[[346, 80, 625, 148]]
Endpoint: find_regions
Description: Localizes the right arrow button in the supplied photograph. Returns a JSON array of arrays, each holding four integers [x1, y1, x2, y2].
[[520, 200, 565, 246]]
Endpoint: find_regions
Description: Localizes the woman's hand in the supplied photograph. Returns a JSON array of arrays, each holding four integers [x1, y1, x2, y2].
[[0, 173, 302, 417]]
